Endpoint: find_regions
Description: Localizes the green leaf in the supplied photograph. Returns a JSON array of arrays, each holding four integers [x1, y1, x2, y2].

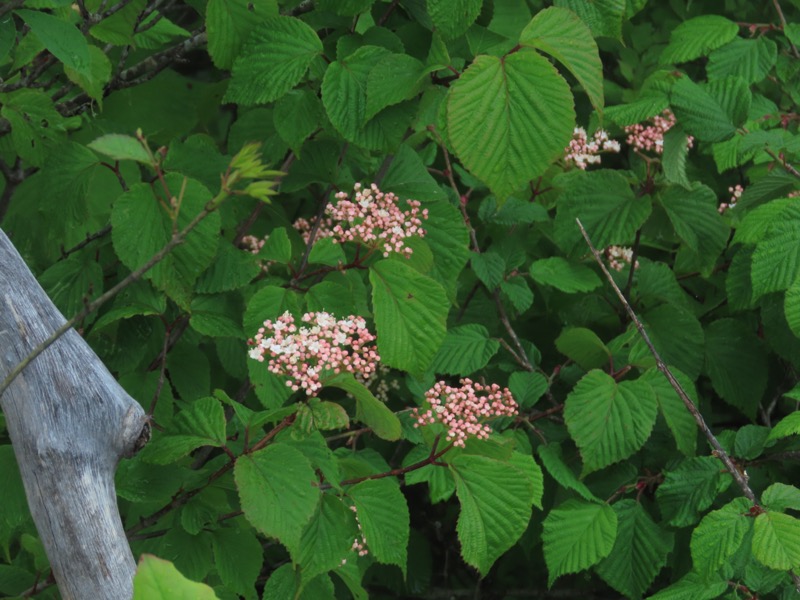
[[296, 495, 358, 582], [325, 373, 402, 441], [648, 571, 728, 600], [211, 526, 263, 599], [16, 9, 91, 76], [470, 251, 505, 289], [195, 243, 260, 294], [660, 15, 738, 64], [753, 511, 800, 570], [89, 134, 153, 165], [499, 277, 534, 313], [322, 45, 391, 141], [403, 445, 456, 503], [564, 370, 658, 474], [767, 412, 800, 442], [542, 499, 617, 586], [640, 367, 698, 456], [206, 0, 277, 69], [260, 227, 292, 264], [225, 16, 322, 105], [628, 304, 704, 379], [450, 454, 536, 576], [660, 183, 730, 271], [262, 564, 334, 600], [429, 324, 499, 376], [507, 371, 548, 410], [243, 285, 301, 337], [295, 399, 350, 433], [596, 500, 674, 599], [519, 6, 604, 116], [317, 0, 374, 16], [555, 327, 610, 370], [349, 479, 410, 573], [704, 319, 767, 419], [662, 127, 691, 189], [366, 53, 427, 120], [751, 212, 800, 300], [447, 48, 575, 199], [529, 257, 601, 293], [189, 294, 244, 338], [708, 37, 777, 83], [111, 175, 220, 308], [784, 278, 800, 339], [691, 497, 752, 577], [133, 555, 218, 600], [369, 259, 449, 377], [273, 89, 324, 155], [38, 255, 103, 322], [537, 443, 598, 502], [234, 444, 320, 556], [553, 0, 625, 40], [427, 0, 483, 39], [656, 457, 727, 527], [554, 170, 651, 253], [64, 45, 111, 107], [762, 483, 800, 512], [670, 76, 748, 142], [308, 237, 347, 267]]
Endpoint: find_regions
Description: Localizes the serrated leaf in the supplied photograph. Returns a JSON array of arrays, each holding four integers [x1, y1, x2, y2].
[[648, 571, 728, 600], [430, 324, 500, 376], [403, 445, 456, 503], [308, 237, 347, 267], [450, 454, 535, 576], [519, 6, 604, 116], [555, 327, 610, 370], [752, 218, 800, 302], [296, 495, 358, 583], [605, 94, 670, 126], [762, 483, 800, 512], [369, 259, 448, 377], [708, 37, 777, 83], [656, 457, 726, 527], [89, 134, 153, 164], [660, 15, 738, 64], [564, 370, 658, 474], [235, 444, 320, 556], [690, 497, 752, 577], [262, 564, 334, 600], [596, 500, 674, 599], [225, 16, 322, 105], [133, 555, 218, 600], [554, 169, 651, 253], [704, 318, 767, 419], [212, 526, 263, 599], [628, 304, 704, 379], [753, 511, 800, 570], [470, 251, 505, 289], [661, 183, 729, 269], [366, 53, 427, 120], [662, 127, 691, 189], [206, 0, 277, 69], [499, 277, 534, 313], [428, 0, 483, 39], [553, 0, 624, 40], [767, 412, 800, 442], [325, 373, 401, 441], [671, 76, 749, 142], [529, 257, 601, 293], [195, 243, 260, 294], [640, 367, 698, 456], [507, 371, 547, 410], [64, 45, 111, 108], [537, 443, 598, 502], [348, 479, 409, 573], [447, 48, 574, 199], [273, 89, 324, 155], [542, 499, 617, 586], [16, 9, 91, 76]]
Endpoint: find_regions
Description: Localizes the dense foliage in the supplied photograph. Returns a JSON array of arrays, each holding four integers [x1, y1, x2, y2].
[[1, 0, 800, 598]]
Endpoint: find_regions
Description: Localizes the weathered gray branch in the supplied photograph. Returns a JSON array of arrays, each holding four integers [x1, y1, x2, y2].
[[0, 228, 148, 599]]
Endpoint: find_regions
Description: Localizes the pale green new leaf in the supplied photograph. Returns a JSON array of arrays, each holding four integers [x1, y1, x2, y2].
[[690, 497, 752, 577], [369, 259, 448, 377], [529, 257, 601, 293], [430, 324, 500, 376], [660, 15, 738, 64], [519, 6, 604, 116], [542, 499, 617, 586], [704, 318, 767, 419], [564, 370, 658, 474], [349, 479, 409, 574], [234, 444, 320, 556], [450, 454, 536, 576], [447, 48, 574, 199], [596, 500, 673, 599], [427, 0, 483, 39], [225, 16, 322, 105], [753, 511, 800, 570], [133, 555, 218, 600]]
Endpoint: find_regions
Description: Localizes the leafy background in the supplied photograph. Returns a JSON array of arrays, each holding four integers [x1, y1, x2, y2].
[[1, 0, 800, 598]]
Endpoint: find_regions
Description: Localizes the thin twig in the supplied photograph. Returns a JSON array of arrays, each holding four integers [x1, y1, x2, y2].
[[764, 147, 800, 179], [771, 0, 800, 58]]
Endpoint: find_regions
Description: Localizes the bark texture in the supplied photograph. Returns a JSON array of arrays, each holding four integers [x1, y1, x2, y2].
[[0, 228, 149, 599]]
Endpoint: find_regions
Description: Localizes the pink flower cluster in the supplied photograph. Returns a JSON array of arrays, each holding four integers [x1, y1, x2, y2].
[[294, 183, 429, 258], [412, 379, 518, 448], [241, 234, 269, 273], [564, 127, 621, 169], [606, 246, 639, 272], [624, 109, 694, 154], [248, 311, 379, 396], [719, 184, 744, 214]]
